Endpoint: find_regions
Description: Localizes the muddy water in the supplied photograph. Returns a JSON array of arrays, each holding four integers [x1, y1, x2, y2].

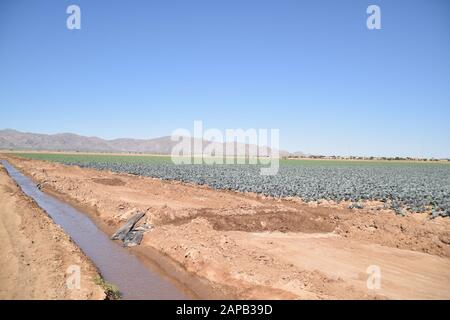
[[1, 160, 188, 300]]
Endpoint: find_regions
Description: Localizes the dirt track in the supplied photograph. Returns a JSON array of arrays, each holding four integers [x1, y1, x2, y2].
[[0, 164, 105, 300], [2, 155, 450, 299]]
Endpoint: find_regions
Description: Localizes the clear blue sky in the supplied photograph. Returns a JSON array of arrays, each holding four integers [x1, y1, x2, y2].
[[1, 0, 449, 157]]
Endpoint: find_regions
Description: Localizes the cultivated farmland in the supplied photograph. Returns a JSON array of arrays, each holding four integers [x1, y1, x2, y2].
[[13, 153, 450, 217], [3, 153, 450, 299]]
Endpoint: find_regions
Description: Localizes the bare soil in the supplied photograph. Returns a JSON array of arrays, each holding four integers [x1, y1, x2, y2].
[[2, 155, 450, 299], [0, 164, 105, 300]]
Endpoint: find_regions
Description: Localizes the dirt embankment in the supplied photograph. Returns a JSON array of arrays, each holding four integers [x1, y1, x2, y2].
[[3, 155, 450, 299], [0, 164, 105, 300]]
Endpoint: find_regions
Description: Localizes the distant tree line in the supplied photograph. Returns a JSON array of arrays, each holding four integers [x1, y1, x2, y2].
[[285, 155, 450, 162]]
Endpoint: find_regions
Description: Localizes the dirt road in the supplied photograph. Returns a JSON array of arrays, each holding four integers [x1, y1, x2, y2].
[[3, 155, 450, 299], [0, 164, 105, 299]]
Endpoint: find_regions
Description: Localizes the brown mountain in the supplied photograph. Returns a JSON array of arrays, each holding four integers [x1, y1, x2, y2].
[[0, 129, 291, 156]]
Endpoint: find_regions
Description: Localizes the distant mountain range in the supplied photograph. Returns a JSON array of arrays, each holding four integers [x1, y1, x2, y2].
[[0, 129, 303, 157]]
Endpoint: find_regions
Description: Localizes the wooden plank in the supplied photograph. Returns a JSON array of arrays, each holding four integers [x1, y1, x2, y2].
[[111, 212, 145, 241]]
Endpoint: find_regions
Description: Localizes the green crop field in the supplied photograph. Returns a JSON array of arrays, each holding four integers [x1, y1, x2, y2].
[[9, 152, 449, 167], [8, 151, 450, 217]]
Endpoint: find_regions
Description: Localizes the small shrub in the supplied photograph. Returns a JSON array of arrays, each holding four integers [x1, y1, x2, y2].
[[94, 275, 121, 300]]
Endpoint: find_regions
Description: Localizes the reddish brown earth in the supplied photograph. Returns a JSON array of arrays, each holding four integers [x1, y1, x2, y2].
[[2, 155, 450, 299], [0, 165, 105, 300]]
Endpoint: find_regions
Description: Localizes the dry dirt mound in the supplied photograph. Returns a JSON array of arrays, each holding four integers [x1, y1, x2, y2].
[[161, 208, 335, 233]]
